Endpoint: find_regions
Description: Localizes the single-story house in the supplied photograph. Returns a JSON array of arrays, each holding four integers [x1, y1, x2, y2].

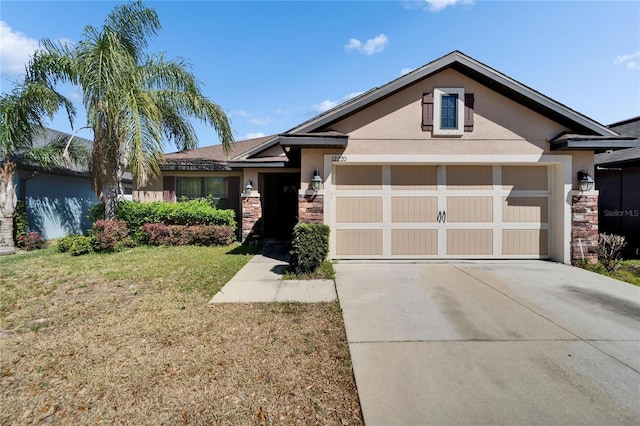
[[14, 127, 132, 239], [595, 116, 640, 257], [135, 51, 636, 264]]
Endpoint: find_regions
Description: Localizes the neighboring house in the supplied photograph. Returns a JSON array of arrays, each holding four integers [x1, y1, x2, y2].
[[595, 116, 640, 257], [14, 127, 132, 240], [135, 51, 636, 264]]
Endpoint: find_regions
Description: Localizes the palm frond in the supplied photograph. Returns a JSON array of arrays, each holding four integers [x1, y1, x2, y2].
[[19, 135, 88, 170]]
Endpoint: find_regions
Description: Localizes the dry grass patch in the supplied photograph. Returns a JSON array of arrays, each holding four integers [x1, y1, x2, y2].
[[0, 245, 362, 424]]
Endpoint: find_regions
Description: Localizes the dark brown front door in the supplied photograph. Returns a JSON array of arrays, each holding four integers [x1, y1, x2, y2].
[[261, 173, 299, 239]]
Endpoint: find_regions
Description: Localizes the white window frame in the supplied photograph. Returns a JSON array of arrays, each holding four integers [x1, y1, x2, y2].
[[433, 88, 465, 136]]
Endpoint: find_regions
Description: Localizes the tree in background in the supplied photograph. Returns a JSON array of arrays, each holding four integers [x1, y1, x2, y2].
[[29, 0, 233, 219], [0, 80, 86, 253]]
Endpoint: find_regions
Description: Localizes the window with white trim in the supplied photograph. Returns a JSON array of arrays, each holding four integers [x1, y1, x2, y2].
[[433, 88, 465, 136]]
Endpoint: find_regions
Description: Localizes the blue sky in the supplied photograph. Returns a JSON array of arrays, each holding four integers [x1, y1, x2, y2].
[[1, 1, 639, 149]]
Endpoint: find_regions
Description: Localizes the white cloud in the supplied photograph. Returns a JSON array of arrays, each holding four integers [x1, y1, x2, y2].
[[231, 110, 248, 117], [244, 132, 266, 140], [313, 100, 338, 113], [275, 109, 290, 115], [403, 0, 473, 12], [0, 21, 39, 75], [344, 34, 388, 55], [614, 51, 640, 70], [313, 91, 364, 113], [248, 118, 269, 126], [400, 67, 414, 76]]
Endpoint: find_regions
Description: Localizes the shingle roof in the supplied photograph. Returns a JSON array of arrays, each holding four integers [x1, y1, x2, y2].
[[595, 117, 640, 166], [161, 135, 275, 170]]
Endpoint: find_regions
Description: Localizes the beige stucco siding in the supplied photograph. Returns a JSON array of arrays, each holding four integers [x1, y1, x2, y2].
[[300, 149, 343, 189], [134, 177, 163, 202], [329, 68, 568, 157]]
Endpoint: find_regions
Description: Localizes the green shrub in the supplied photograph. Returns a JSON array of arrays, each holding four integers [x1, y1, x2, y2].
[[69, 236, 94, 256], [58, 235, 94, 256], [57, 235, 76, 253], [13, 200, 28, 240], [115, 199, 236, 231], [88, 203, 105, 222], [289, 222, 330, 274]]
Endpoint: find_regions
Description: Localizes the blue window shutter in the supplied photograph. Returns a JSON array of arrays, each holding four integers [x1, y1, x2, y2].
[[464, 93, 474, 132], [422, 93, 434, 131]]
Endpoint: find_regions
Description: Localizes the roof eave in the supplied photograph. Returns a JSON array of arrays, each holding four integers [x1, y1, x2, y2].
[[227, 160, 288, 168], [549, 137, 637, 151], [278, 134, 348, 149], [160, 160, 231, 171]]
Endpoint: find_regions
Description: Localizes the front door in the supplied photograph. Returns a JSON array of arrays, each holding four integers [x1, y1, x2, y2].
[[262, 173, 300, 239]]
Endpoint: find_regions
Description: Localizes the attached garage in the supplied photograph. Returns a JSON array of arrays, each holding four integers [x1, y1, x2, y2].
[[328, 162, 552, 259]]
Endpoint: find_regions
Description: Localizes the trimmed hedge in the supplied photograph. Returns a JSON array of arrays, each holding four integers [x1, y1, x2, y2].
[[115, 199, 236, 230], [289, 222, 330, 274], [142, 223, 234, 246]]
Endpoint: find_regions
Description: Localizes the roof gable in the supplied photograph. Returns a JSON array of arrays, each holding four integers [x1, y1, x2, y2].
[[286, 51, 617, 137]]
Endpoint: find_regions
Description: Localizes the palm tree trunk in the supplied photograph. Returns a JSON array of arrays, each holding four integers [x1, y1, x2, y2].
[[0, 162, 17, 253], [103, 182, 118, 220]]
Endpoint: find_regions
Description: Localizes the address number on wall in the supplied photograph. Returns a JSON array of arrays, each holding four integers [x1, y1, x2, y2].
[[332, 155, 347, 162]]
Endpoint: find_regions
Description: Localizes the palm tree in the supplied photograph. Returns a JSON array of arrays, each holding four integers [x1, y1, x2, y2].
[[28, 0, 234, 219], [0, 80, 85, 253]]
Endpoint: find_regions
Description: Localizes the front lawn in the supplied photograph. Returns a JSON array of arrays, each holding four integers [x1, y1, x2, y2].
[[579, 258, 640, 286], [0, 245, 362, 424]]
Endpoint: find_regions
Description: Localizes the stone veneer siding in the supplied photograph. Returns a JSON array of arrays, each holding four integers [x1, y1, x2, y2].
[[571, 194, 598, 264], [241, 195, 262, 242], [299, 194, 324, 224]]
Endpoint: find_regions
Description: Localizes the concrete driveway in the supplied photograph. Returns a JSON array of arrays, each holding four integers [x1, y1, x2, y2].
[[335, 261, 640, 425]]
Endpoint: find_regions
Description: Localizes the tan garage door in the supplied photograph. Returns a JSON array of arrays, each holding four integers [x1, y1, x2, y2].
[[332, 164, 550, 259]]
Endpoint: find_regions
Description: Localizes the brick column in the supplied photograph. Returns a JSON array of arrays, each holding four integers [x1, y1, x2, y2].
[[571, 194, 598, 264], [299, 194, 324, 224], [241, 194, 262, 242]]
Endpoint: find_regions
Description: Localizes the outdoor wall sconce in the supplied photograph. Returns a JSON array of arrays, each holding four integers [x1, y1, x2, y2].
[[577, 170, 594, 192], [311, 170, 323, 191], [244, 180, 253, 195]]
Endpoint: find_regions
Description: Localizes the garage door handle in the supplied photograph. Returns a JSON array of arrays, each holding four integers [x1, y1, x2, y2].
[[442, 211, 446, 223], [437, 211, 442, 223], [437, 211, 447, 223]]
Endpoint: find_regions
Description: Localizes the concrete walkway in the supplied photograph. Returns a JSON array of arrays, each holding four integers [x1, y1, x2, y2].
[[209, 240, 336, 303]]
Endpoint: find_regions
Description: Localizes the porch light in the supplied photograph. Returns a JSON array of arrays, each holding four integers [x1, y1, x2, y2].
[[311, 170, 323, 191], [244, 180, 253, 195], [577, 170, 594, 192]]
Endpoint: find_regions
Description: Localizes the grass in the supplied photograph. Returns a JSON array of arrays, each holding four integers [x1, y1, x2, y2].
[[0, 244, 362, 424], [283, 261, 336, 280], [578, 258, 640, 286]]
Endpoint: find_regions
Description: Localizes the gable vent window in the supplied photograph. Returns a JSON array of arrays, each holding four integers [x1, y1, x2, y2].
[[422, 88, 474, 135]]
